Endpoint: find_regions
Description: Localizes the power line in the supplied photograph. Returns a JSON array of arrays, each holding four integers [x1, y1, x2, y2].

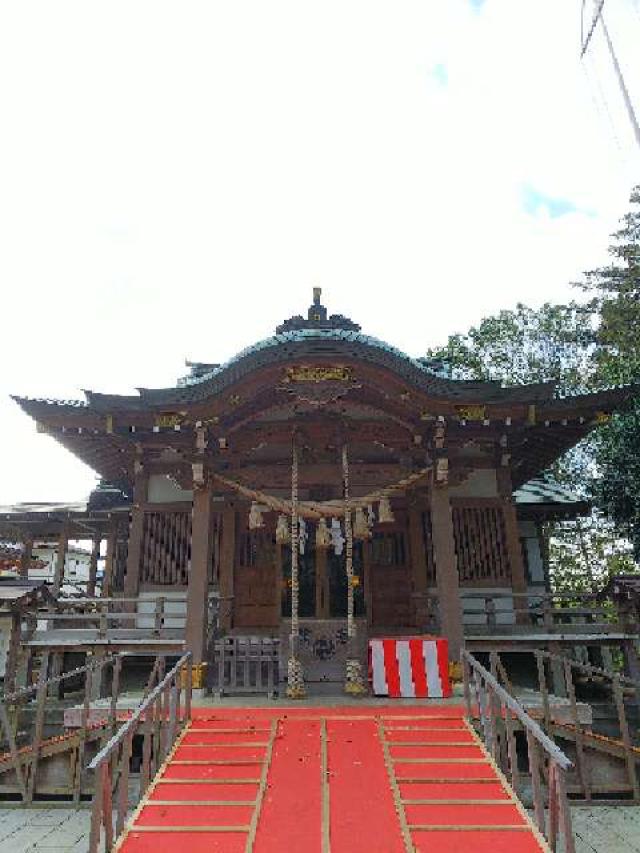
[[581, 0, 606, 58], [580, 0, 640, 152]]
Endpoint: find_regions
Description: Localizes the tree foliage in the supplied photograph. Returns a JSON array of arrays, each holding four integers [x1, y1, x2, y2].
[[427, 302, 597, 395], [580, 186, 640, 556], [581, 185, 640, 385], [425, 184, 640, 585], [549, 515, 636, 593]]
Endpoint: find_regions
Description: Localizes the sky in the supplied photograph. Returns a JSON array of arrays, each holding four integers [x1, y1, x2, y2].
[[1, 0, 639, 505]]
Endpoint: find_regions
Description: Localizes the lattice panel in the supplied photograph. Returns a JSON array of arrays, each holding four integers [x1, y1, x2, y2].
[[140, 510, 192, 585], [452, 504, 511, 586]]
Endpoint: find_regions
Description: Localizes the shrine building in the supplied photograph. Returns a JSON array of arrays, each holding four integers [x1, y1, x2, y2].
[[4, 290, 637, 686]]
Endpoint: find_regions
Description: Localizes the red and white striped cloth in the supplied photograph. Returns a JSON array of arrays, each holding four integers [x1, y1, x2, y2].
[[369, 637, 452, 698]]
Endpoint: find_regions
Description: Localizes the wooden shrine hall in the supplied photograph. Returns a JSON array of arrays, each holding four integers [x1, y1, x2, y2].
[[7, 290, 639, 692]]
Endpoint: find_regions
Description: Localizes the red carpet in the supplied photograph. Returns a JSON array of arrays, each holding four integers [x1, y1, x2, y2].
[[254, 718, 322, 852], [117, 706, 546, 853]]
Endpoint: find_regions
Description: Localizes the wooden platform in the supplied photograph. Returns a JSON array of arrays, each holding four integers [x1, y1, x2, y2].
[[115, 706, 548, 852], [24, 630, 184, 653]]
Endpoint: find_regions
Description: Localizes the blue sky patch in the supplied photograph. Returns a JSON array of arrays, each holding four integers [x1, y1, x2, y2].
[[521, 185, 585, 218], [469, 0, 487, 10]]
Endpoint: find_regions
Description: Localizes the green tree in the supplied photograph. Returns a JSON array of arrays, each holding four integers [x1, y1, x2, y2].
[[581, 185, 640, 384], [426, 301, 597, 487], [549, 514, 636, 593], [425, 186, 640, 582], [427, 301, 597, 394], [580, 185, 640, 556]]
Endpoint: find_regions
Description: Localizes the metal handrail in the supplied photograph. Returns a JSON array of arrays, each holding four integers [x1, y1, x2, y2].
[[88, 651, 191, 771], [462, 650, 575, 852], [87, 651, 192, 852], [462, 650, 572, 770]]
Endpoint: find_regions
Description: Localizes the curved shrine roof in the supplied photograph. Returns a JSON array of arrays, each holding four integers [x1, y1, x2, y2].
[[14, 291, 570, 413], [10, 291, 639, 493], [14, 288, 637, 426], [95, 327, 562, 412]]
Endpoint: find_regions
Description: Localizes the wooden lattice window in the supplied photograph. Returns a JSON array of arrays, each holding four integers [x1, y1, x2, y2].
[[140, 510, 191, 585], [451, 503, 511, 586]]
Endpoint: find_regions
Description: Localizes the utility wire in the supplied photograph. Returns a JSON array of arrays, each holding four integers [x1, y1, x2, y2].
[[580, 0, 640, 152]]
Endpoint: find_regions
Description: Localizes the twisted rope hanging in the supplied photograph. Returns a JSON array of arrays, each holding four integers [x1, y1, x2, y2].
[[286, 438, 305, 699], [210, 467, 430, 520], [342, 443, 366, 696]]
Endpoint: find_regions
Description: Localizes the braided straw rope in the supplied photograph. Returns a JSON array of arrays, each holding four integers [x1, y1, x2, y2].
[[286, 439, 305, 699], [210, 467, 430, 520], [342, 443, 366, 696]]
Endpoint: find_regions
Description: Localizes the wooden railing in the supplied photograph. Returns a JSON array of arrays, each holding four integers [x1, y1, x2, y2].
[[491, 648, 640, 803], [32, 594, 220, 641], [0, 652, 126, 803], [88, 652, 192, 852], [458, 590, 625, 634], [462, 650, 575, 853]]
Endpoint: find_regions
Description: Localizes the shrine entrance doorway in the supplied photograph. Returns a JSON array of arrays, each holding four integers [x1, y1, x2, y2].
[[281, 542, 365, 620]]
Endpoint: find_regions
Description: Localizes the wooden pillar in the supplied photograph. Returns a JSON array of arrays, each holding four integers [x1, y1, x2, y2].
[[52, 522, 70, 595], [20, 537, 33, 580], [497, 468, 529, 620], [219, 504, 236, 633], [124, 470, 147, 601], [408, 498, 429, 630], [186, 483, 214, 665], [102, 522, 117, 597], [430, 485, 463, 661], [87, 533, 101, 597]]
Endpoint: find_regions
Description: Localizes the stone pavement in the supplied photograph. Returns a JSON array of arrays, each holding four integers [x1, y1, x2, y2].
[[568, 805, 640, 853], [0, 808, 90, 852], [2, 795, 639, 852]]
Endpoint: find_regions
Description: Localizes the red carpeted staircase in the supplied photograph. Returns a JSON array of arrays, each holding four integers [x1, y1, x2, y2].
[[116, 707, 547, 853]]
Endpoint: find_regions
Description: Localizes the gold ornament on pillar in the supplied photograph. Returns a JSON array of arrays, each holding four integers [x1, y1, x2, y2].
[[378, 496, 395, 524], [315, 516, 331, 549], [248, 502, 265, 530], [275, 514, 290, 545]]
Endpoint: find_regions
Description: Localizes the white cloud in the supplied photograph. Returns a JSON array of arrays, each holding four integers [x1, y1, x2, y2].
[[0, 0, 638, 502]]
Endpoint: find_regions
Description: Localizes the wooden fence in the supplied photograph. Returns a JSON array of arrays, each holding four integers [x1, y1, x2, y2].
[[462, 650, 575, 853], [208, 636, 280, 698], [491, 648, 640, 803], [0, 652, 125, 803]]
